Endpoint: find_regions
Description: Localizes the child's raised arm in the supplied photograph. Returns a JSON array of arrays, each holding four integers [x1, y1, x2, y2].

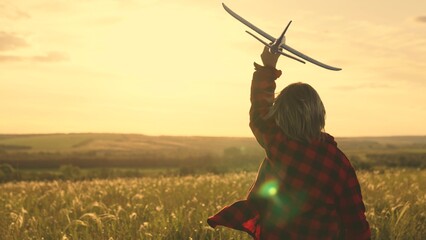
[[249, 47, 282, 148]]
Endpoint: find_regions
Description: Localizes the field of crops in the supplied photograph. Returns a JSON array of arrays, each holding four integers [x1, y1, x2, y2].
[[1, 169, 425, 240]]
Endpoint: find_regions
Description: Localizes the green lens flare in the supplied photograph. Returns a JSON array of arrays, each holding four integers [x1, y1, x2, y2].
[[268, 187, 277, 196], [258, 180, 279, 198]]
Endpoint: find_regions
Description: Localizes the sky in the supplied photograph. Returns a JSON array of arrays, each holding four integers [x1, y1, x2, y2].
[[1, 0, 425, 137]]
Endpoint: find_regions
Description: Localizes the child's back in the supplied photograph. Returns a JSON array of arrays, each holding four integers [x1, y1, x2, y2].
[[208, 47, 371, 240]]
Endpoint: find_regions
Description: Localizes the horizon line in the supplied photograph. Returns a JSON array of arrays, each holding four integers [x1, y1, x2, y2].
[[0, 132, 425, 139]]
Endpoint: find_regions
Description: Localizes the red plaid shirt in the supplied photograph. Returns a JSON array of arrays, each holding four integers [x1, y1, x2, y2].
[[208, 63, 371, 240]]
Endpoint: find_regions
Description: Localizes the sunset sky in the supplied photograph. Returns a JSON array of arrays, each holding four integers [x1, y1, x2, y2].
[[1, 0, 425, 137]]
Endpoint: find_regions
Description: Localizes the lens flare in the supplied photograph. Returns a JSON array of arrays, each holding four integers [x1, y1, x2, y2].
[[258, 180, 279, 198]]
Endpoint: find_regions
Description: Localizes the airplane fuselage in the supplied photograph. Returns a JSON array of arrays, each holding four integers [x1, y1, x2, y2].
[[270, 36, 286, 54]]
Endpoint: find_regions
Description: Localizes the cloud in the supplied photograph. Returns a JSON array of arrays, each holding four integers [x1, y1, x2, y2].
[[0, 34, 71, 62], [0, 32, 28, 51], [0, 3, 30, 20], [0, 55, 22, 62], [0, 51, 69, 63], [31, 51, 69, 62], [414, 16, 426, 23], [332, 82, 391, 91], [89, 16, 123, 26], [31, 1, 72, 13]]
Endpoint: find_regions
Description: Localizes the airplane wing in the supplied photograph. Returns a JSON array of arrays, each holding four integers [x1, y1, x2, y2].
[[222, 3, 342, 71], [222, 3, 275, 43], [281, 44, 341, 71]]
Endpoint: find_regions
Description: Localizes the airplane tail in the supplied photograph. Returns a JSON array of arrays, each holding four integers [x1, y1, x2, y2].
[[283, 21, 292, 35], [275, 21, 292, 46]]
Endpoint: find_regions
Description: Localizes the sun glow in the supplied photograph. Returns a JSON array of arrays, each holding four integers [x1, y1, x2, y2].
[[1, 0, 425, 136]]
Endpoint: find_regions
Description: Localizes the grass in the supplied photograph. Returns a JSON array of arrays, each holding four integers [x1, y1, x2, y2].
[[1, 169, 425, 239]]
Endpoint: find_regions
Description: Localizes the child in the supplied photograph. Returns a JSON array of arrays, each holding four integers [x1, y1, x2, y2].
[[207, 46, 371, 239]]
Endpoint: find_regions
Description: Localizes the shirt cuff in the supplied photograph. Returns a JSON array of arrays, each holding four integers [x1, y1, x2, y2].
[[253, 62, 282, 79]]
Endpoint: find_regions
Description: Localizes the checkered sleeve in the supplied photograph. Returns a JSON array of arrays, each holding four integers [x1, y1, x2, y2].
[[207, 200, 261, 239], [337, 165, 371, 239], [249, 62, 282, 148]]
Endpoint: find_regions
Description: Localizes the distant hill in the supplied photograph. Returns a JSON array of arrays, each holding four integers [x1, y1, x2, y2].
[[0, 133, 425, 169], [0, 133, 260, 154], [0, 133, 263, 168], [0, 133, 425, 153]]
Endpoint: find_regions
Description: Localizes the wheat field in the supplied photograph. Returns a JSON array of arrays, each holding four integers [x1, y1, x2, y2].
[[1, 169, 425, 240]]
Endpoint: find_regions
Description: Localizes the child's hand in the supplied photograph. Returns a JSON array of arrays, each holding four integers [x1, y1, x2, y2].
[[261, 46, 280, 68]]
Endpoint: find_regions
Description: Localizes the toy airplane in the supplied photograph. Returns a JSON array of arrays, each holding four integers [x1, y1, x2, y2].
[[222, 3, 342, 71]]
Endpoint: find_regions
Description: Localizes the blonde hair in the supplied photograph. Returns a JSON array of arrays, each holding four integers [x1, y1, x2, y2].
[[268, 82, 326, 143]]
